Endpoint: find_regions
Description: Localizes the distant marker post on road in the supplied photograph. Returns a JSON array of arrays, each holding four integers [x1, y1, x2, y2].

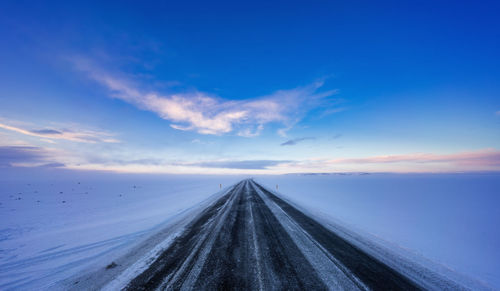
[[220, 183, 222, 189], [276, 184, 278, 190]]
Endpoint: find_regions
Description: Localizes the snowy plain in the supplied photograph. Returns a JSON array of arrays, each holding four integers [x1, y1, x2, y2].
[[0, 168, 243, 290], [1, 169, 499, 290], [256, 173, 500, 290]]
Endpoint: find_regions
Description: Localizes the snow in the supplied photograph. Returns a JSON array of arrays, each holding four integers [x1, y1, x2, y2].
[[252, 181, 365, 290], [255, 173, 500, 290], [0, 168, 242, 290], [1, 170, 498, 290]]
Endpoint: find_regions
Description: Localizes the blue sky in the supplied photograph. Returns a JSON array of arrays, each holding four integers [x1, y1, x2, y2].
[[0, 0, 499, 173]]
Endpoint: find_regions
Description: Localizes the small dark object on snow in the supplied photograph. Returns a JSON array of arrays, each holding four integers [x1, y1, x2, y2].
[[106, 262, 118, 269], [62, 200, 66, 203]]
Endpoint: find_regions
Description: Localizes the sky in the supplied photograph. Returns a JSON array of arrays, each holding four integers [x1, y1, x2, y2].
[[0, 0, 499, 174]]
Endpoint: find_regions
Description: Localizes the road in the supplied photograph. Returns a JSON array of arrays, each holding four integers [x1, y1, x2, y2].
[[125, 179, 421, 290]]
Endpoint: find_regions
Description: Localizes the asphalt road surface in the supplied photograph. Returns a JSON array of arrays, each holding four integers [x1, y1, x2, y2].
[[125, 179, 421, 291]]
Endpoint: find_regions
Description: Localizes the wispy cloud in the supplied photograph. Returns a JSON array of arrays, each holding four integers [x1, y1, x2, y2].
[[0, 146, 63, 167], [186, 160, 291, 169], [0, 122, 119, 143], [30, 129, 63, 135], [268, 149, 500, 173], [37, 162, 65, 168], [72, 58, 338, 136], [496, 110, 500, 116], [319, 107, 347, 118], [77, 149, 500, 173], [324, 149, 500, 166], [191, 139, 214, 145], [281, 137, 315, 146]]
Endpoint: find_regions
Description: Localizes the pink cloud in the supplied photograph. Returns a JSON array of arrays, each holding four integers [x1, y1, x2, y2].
[[0, 122, 119, 144], [326, 149, 500, 167]]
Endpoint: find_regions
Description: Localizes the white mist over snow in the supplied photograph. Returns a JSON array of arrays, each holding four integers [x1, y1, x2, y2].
[[256, 173, 500, 290]]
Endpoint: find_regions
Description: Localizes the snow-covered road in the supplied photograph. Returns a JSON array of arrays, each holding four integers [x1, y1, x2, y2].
[[119, 179, 460, 290]]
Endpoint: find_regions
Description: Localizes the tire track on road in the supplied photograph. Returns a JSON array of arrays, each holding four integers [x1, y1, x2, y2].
[[125, 179, 422, 291]]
